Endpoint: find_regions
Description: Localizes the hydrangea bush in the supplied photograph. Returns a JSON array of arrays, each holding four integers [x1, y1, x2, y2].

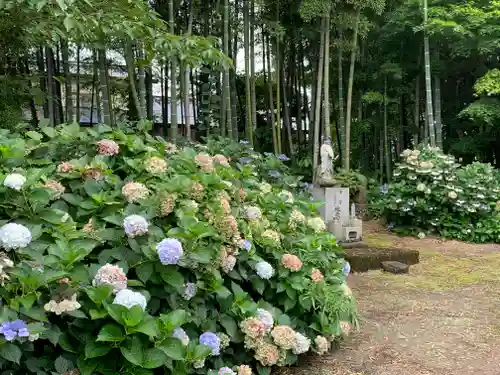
[[370, 145, 500, 242], [0, 124, 356, 375]]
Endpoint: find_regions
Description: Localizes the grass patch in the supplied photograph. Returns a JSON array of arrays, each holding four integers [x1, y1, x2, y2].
[[364, 233, 394, 248], [364, 249, 500, 291]]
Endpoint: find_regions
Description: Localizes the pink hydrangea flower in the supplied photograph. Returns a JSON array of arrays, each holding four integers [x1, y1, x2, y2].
[[281, 254, 302, 272], [97, 139, 119, 156], [254, 341, 279, 366], [270, 325, 296, 350], [57, 162, 73, 173], [240, 317, 266, 339], [237, 365, 252, 375], [311, 268, 324, 282], [213, 154, 230, 166], [92, 264, 127, 293], [194, 153, 214, 172], [43, 180, 65, 199]]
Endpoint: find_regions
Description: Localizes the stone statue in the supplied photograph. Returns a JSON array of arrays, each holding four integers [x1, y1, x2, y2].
[[315, 136, 336, 186]]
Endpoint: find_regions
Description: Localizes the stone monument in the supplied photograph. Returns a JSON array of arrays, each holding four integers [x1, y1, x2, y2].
[[312, 137, 363, 244]]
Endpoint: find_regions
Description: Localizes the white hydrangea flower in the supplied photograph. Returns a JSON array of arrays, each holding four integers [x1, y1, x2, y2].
[[243, 206, 262, 220], [255, 261, 274, 279], [279, 190, 294, 203], [0, 223, 32, 250], [3, 173, 26, 191], [123, 215, 149, 238], [307, 217, 326, 233], [416, 183, 426, 192], [293, 332, 311, 354], [113, 289, 147, 310], [417, 232, 426, 239], [172, 327, 190, 346], [257, 308, 274, 332]]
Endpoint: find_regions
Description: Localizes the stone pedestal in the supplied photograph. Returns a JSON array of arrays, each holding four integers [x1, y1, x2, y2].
[[312, 186, 349, 223]]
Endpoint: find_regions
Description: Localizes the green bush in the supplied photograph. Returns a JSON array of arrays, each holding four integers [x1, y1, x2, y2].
[[0, 124, 356, 375], [369, 145, 500, 243]]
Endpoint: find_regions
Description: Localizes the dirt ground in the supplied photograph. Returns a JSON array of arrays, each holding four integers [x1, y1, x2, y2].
[[278, 222, 500, 375]]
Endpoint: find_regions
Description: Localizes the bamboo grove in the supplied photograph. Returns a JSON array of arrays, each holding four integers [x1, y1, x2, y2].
[[1, 0, 499, 181]]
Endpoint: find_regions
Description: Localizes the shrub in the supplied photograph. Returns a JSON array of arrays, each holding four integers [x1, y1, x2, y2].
[[0, 124, 356, 375], [369, 145, 500, 243]]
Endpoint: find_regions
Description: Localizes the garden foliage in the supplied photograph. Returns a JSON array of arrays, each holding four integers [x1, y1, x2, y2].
[[0, 124, 356, 375], [370, 145, 500, 243]]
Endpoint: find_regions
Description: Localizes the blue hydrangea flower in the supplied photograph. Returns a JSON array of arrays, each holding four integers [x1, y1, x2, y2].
[[278, 154, 290, 161], [387, 222, 396, 232], [268, 170, 281, 178], [218, 367, 235, 375], [240, 239, 251, 251], [238, 157, 251, 164], [380, 184, 389, 195], [344, 261, 351, 276], [156, 238, 183, 265], [199, 331, 221, 355], [239, 140, 249, 145], [123, 215, 149, 238], [0, 320, 29, 341], [183, 282, 197, 300]]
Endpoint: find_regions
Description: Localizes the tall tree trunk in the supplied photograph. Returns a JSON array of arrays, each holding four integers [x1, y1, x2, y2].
[[45, 46, 55, 126], [434, 75, 442, 148], [423, 0, 435, 146], [36, 48, 49, 118], [61, 41, 73, 122], [281, 62, 293, 158], [323, 12, 331, 141], [146, 67, 154, 120], [313, 17, 325, 180], [163, 63, 169, 133], [98, 49, 111, 125], [413, 75, 420, 145], [23, 54, 38, 127], [184, 0, 194, 140], [384, 76, 391, 181], [169, 0, 178, 141], [137, 44, 147, 120], [275, 3, 281, 153], [93, 50, 102, 123], [76, 46, 81, 123], [230, 0, 239, 139], [345, 10, 360, 171], [125, 41, 143, 119], [265, 32, 277, 152], [244, 0, 252, 143], [223, 0, 232, 138], [249, 0, 257, 146], [338, 28, 346, 167], [54, 46, 63, 124]]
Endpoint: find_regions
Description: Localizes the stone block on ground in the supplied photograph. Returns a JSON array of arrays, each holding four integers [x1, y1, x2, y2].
[[339, 241, 368, 249], [381, 260, 409, 274], [345, 247, 419, 273]]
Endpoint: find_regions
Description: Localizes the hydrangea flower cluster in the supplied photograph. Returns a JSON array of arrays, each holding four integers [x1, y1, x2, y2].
[[243, 206, 262, 220], [92, 264, 127, 293], [288, 209, 306, 230], [164, 142, 178, 154], [215, 215, 239, 242], [237, 365, 252, 375], [159, 193, 176, 216], [183, 282, 197, 300], [157, 238, 183, 265], [199, 331, 221, 355], [113, 289, 147, 310], [258, 182, 272, 194], [218, 367, 235, 375], [281, 254, 302, 271], [43, 180, 65, 199], [0, 223, 32, 250], [213, 154, 230, 166], [217, 332, 231, 349], [97, 139, 120, 156], [44, 294, 81, 315], [256, 308, 274, 332], [84, 166, 103, 181], [239, 239, 251, 251], [145, 156, 168, 173], [270, 325, 296, 350], [261, 230, 280, 246], [221, 252, 236, 273], [0, 320, 29, 341], [172, 327, 190, 346], [240, 317, 266, 340], [293, 332, 311, 354], [254, 341, 279, 366], [0, 252, 13, 283], [4, 173, 26, 190], [307, 217, 326, 232], [57, 162, 73, 173], [340, 321, 352, 336], [194, 153, 214, 172], [255, 261, 274, 279], [122, 181, 149, 203], [344, 261, 351, 276], [314, 335, 330, 355], [190, 182, 205, 201], [311, 268, 324, 282], [279, 190, 294, 203], [123, 215, 149, 237], [220, 198, 231, 214]]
